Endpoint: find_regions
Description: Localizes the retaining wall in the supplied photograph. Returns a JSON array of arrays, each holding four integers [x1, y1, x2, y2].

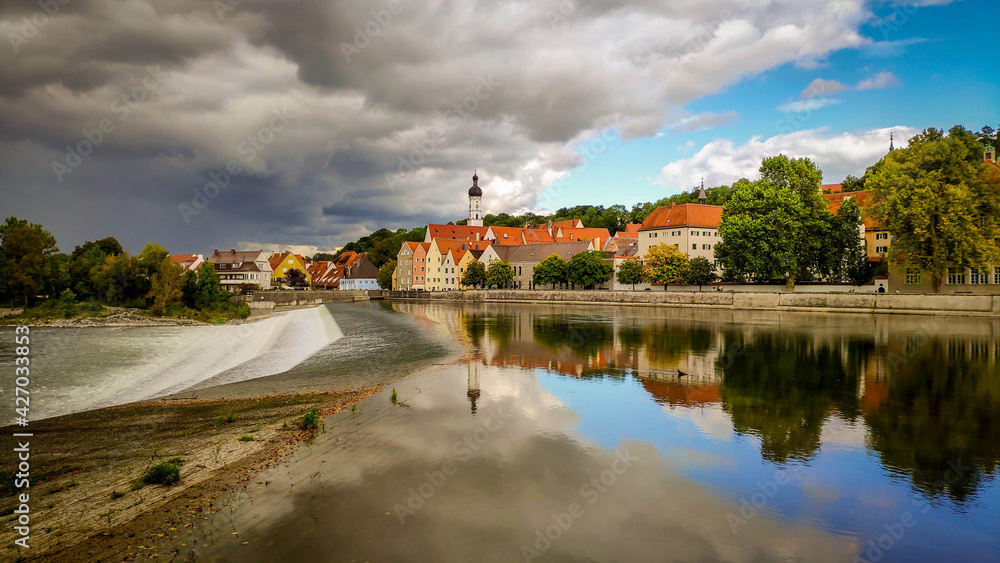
[[385, 289, 1000, 317]]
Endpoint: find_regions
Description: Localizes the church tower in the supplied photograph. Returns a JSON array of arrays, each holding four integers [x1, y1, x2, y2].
[[698, 178, 707, 204], [889, 131, 895, 152], [468, 171, 483, 227]]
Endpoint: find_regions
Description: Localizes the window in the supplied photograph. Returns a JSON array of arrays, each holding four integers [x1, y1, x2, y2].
[[703, 244, 711, 250], [714, 260, 721, 269], [288, 258, 294, 264], [995, 269, 1000, 285], [876, 246, 888, 254], [905, 268, 921, 285], [673, 244, 679, 249], [970, 268, 987, 284], [692, 244, 697, 250], [876, 232, 889, 240], [947, 268, 966, 285]]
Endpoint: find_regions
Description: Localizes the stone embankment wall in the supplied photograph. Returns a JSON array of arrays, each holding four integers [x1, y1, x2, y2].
[[385, 289, 1000, 317]]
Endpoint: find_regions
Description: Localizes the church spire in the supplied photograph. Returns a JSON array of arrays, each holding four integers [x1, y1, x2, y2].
[[698, 178, 707, 204], [889, 131, 895, 152]]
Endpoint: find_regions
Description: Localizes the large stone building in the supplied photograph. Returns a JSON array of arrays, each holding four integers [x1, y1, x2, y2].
[[637, 203, 724, 267]]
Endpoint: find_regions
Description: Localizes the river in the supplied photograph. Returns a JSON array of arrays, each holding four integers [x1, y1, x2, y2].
[[5, 300, 1000, 561]]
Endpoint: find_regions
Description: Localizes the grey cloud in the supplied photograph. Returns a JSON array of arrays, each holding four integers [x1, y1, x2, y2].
[[0, 0, 876, 252]]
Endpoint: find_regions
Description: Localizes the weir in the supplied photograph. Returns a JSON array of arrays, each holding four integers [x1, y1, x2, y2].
[[22, 306, 344, 421]]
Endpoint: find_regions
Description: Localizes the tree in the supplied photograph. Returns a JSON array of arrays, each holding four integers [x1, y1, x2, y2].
[[147, 256, 184, 315], [615, 258, 643, 290], [827, 198, 869, 285], [285, 268, 308, 289], [91, 253, 142, 304], [715, 178, 805, 287], [533, 254, 568, 289], [641, 243, 689, 284], [377, 260, 396, 290], [759, 155, 832, 283], [485, 259, 514, 288], [194, 263, 221, 308], [461, 261, 486, 288], [567, 250, 613, 289], [841, 175, 865, 192], [867, 127, 1000, 291], [683, 257, 717, 289], [0, 218, 58, 305]]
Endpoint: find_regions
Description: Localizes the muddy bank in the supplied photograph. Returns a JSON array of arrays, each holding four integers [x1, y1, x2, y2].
[[0, 388, 378, 562]]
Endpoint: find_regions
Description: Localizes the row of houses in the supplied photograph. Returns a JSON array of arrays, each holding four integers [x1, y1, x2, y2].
[[168, 248, 379, 292], [398, 152, 1000, 294]]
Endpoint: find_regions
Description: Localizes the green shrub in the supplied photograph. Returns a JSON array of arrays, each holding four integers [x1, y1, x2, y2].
[[142, 459, 182, 485], [303, 409, 320, 429]]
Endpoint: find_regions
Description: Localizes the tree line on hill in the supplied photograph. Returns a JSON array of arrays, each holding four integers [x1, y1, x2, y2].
[[0, 219, 247, 321]]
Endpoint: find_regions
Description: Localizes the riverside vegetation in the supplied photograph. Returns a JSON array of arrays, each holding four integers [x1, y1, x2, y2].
[[0, 218, 249, 324]]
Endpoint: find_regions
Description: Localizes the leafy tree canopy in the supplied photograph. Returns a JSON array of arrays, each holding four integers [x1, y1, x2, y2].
[[641, 243, 689, 284], [566, 250, 613, 288], [533, 254, 568, 289]]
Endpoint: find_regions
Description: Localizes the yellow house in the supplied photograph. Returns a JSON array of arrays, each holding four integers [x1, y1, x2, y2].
[[426, 239, 491, 291], [268, 251, 311, 286]]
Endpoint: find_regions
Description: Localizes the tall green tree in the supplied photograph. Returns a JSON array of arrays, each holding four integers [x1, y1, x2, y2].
[[485, 259, 514, 288], [615, 258, 643, 290], [683, 257, 718, 289], [194, 263, 221, 308], [715, 178, 805, 287], [377, 260, 396, 290], [533, 254, 568, 289], [567, 250, 613, 289], [0, 218, 58, 305], [759, 155, 832, 282], [461, 261, 486, 288], [641, 243, 689, 284], [867, 127, 1000, 291]]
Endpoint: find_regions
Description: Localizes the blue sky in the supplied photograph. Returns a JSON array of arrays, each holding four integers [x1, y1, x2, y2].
[[542, 0, 1000, 212]]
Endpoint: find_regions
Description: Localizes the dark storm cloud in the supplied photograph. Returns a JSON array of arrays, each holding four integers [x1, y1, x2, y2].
[[0, 0, 872, 252]]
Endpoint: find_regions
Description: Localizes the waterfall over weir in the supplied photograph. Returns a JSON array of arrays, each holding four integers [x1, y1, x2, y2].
[[23, 306, 344, 421]]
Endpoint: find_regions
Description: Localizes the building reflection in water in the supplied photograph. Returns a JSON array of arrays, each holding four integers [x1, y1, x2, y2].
[[393, 300, 1000, 506]]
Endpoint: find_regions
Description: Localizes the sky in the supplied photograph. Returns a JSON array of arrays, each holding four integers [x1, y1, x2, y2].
[[0, 0, 997, 255]]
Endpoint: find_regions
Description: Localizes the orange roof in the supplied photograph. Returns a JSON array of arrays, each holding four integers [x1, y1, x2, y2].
[[268, 252, 289, 270], [551, 219, 584, 229], [639, 203, 722, 231], [434, 239, 491, 253], [823, 191, 883, 229], [523, 228, 556, 244], [403, 241, 420, 252], [426, 224, 489, 241], [558, 227, 610, 243], [616, 224, 641, 237], [821, 183, 843, 193], [487, 226, 528, 245]]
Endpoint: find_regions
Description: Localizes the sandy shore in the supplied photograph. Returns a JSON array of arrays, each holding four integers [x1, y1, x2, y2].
[[0, 388, 379, 562]]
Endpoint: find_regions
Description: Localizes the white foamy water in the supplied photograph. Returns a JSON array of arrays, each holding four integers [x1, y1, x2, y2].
[[19, 306, 343, 421]]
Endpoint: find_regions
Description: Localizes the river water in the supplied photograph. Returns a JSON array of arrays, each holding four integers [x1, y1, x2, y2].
[[187, 301, 999, 563], [4, 301, 1000, 561]]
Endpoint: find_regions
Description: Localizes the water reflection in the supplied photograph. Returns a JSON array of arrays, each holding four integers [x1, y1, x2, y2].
[[192, 301, 999, 562], [399, 301, 1000, 506]]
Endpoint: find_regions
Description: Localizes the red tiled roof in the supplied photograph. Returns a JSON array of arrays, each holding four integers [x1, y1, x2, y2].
[[615, 224, 641, 236], [551, 219, 584, 229], [426, 224, 489, 241], [522, 228, 556, 244], [639, 204, 722, 231], [558, 227, 611, 244], [487, 226, 528, 245], [823, 191, 883, 229], [821, 183, 843, 193]]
